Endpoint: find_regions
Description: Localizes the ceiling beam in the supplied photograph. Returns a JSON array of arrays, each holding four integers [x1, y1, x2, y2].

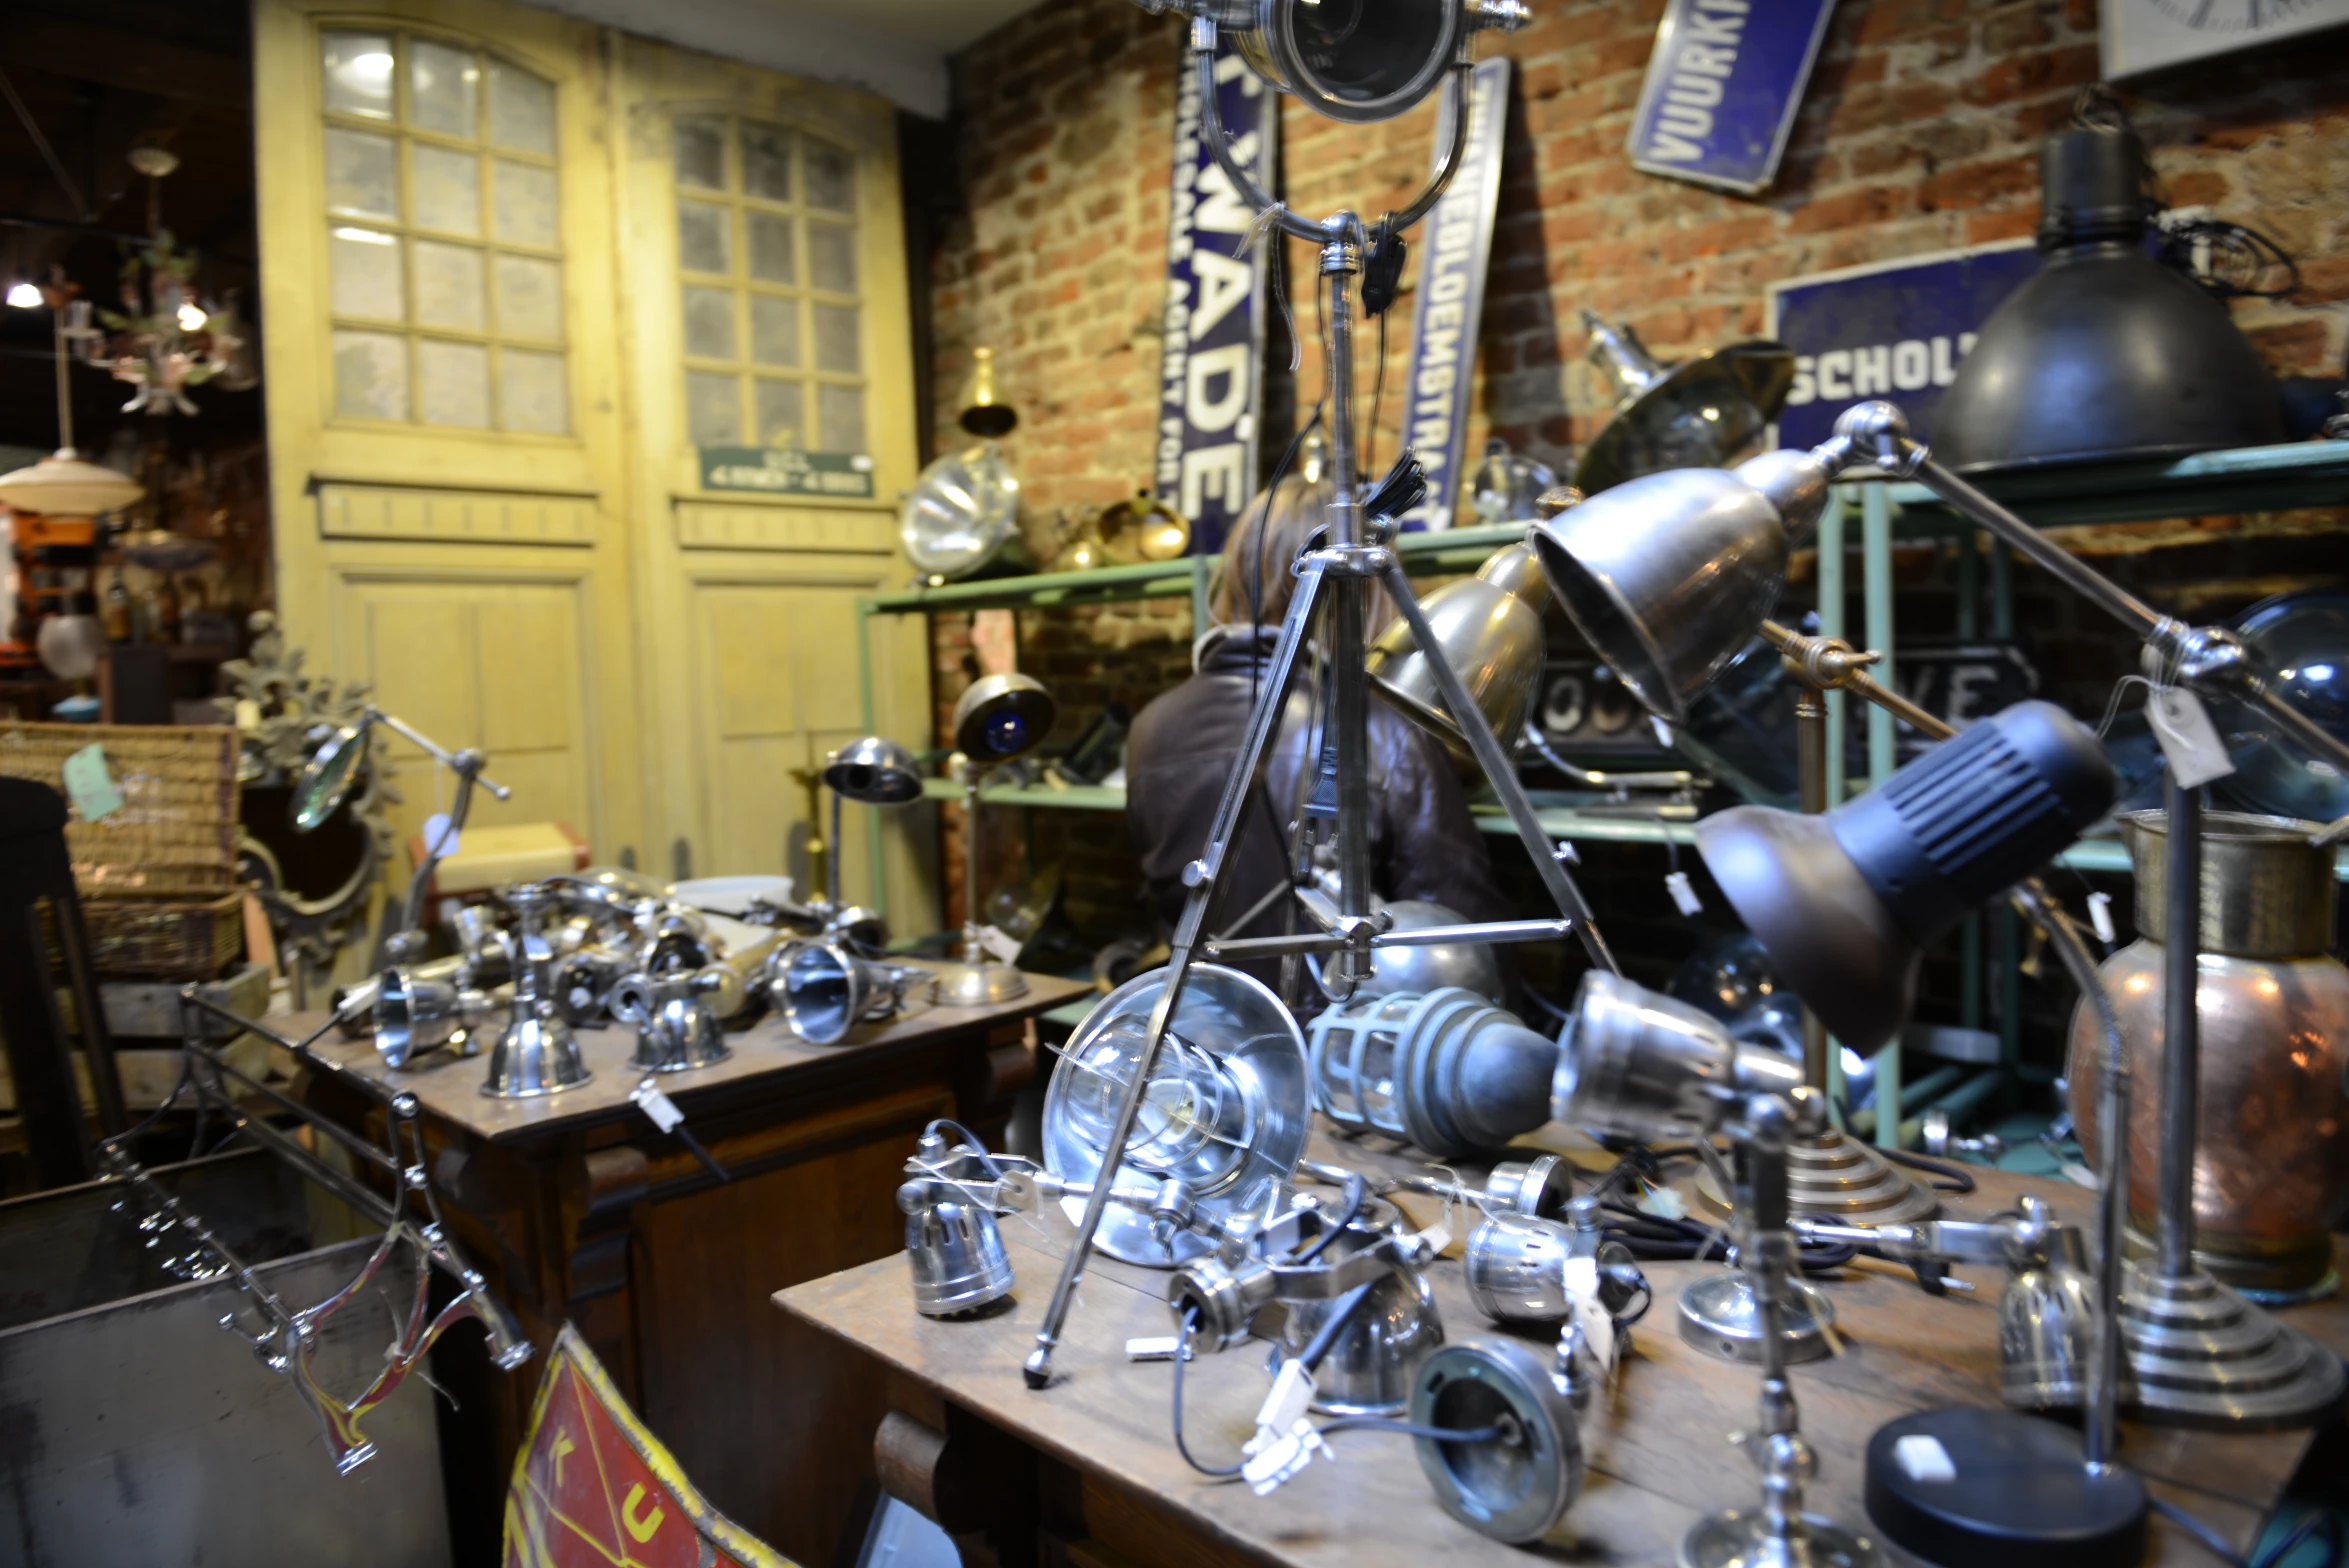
[[5, 18, 250, 114]]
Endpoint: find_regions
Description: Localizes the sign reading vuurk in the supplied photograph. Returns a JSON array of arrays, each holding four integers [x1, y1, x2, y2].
[[1627, 0, 1839, 195]]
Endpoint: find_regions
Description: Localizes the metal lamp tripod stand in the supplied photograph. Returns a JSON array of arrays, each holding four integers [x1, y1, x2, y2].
[[1024, 18, 1617, 1389]]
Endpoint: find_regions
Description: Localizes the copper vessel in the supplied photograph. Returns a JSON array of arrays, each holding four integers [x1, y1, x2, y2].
[[2068, 810, 2349, 1299]]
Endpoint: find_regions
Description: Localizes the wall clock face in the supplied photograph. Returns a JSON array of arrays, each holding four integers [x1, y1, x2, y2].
[[2102, 0, 2349, 75]]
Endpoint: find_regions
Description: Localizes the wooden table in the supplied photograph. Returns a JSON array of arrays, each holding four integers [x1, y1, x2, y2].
[[289, 959, 1090, 1568], [778, 1133, 2349, 1568]]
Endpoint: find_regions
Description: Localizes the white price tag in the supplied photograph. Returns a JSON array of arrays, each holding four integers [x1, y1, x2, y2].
[[632, 1080, 685, 1134], [2087, 891, 2116, 947], [1561, 1256, 1616, 1373], [2147, 687, 2235, 790], [420, 812, 462, 860], [977, 923, 1023, 964], [1664, 870, 1703, 917]]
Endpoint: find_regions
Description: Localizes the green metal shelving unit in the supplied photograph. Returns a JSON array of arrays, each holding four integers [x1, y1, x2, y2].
[[856, 440, 2349, 1146]]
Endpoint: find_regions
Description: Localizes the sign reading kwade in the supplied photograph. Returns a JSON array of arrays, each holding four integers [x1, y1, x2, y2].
[[1395, 55, 1512, 534], [1155, 41, 1277, 555], [698, 446, 876, 498], [1765, 241, 2039, 450], [1628, 0, 1839, 195]]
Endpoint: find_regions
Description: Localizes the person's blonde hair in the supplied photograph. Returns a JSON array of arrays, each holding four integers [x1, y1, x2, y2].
[[1209, 474, 1394, 631]]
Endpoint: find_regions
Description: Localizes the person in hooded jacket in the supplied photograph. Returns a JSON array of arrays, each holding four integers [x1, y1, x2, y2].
[[1122, 471, 1510, 995]]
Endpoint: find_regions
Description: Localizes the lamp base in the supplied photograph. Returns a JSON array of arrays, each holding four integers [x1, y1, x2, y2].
[[1863, 1408, 2146, 1568], [1679, 1508, 1884, 1568], [1696, 1131, 1938, 1225], [2115, 1260, 2347, 1430], [1678, 1270, 1838, 1365], [930, 960, 1029, 1007]]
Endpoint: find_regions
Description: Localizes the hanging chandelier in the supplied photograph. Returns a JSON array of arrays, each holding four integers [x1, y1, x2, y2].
[[70, 147, 258, 417]]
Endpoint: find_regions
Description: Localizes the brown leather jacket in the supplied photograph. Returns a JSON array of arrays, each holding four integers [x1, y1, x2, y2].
[[1124, 626, 1510, 948]]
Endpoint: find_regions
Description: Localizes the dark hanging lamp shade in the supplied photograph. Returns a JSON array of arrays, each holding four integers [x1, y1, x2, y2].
[[1934, 126, 2285, 473]]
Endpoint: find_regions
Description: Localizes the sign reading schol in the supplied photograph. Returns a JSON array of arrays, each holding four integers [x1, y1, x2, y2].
[[1627, 0, 1839, 195], [1765, 240, 2041, 451]]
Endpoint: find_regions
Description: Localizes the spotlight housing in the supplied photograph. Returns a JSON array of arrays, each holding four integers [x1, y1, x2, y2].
[[1141, 0, 1528, 123], [1697, 700, 2114, 1053], [1041, 963, 1307, 1266]]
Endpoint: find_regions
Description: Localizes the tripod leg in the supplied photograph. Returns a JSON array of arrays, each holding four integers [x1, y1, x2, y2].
[[1376, 558, 1619, 975], [1025, 558, 1333, 1388]]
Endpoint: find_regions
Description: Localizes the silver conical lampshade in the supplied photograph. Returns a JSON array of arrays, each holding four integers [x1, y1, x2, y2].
[[1527, 466, 1791, 725], [822, 736, 924, 804], [1367, 542, 1550, 763], [1572, 312, 1796, 497]]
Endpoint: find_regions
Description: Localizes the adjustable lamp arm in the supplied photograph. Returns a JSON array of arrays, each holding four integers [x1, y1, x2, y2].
[[1820, 403, 2349, 788]]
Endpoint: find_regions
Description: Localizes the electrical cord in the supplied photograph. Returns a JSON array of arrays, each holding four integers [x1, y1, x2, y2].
[[922, 1119, 1006, 1180], [2153, 1499, 2252, 1568], [1879, 1145, 1977, 1194], [1320, 1416, 1506, 1443], [1295, 1169, 1367, 1263], [1171, 1312, 1247, 1478], [1170, 1303, 1516, 1479]]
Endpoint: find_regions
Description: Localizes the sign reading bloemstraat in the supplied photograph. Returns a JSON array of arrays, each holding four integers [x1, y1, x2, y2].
[[1395, 55, 1511, 534], [1154, 40, 1277, 555], [698, 446, 875, 498], [1627, 0, 1839, 195]]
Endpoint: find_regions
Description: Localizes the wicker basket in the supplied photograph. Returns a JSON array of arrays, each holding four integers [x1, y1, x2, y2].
[[0, 722, 242, 897], [71, 891, 247, 979], [4, 721, 246, 979]]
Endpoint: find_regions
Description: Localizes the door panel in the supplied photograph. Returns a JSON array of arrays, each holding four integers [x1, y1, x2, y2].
[[334, 572, 598, 854], [687, 578, 883, 893]]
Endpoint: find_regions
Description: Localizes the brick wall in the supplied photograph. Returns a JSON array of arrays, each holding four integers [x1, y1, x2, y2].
[[917, 0, 2349, 1067]]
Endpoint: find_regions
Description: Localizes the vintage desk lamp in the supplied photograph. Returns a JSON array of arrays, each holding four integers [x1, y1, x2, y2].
[[933, 673, 1056, 1006], [290, 707, 511, 966], [1557, 970, 1884, 1568]]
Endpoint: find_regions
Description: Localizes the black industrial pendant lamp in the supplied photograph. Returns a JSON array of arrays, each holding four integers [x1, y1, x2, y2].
[[1934, 116, 2285, 471]]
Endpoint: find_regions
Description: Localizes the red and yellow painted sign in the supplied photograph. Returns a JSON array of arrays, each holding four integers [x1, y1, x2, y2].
[[503, 1324, 795, 1568]]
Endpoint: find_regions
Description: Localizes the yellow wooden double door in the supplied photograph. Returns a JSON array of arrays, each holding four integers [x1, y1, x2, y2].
[[253, 0, 937, 931]]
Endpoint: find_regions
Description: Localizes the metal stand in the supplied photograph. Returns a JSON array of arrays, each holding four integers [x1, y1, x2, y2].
[[2110, 779, 2344, 1427], [1743, 463, 2345, 1432], [931, 768, 1029, 1006], [1691, 667, 1936, 1234], [1681, 1096, 1882, 1568], [369, 711, 509, 967], [1023, 25, 1616, 1389]]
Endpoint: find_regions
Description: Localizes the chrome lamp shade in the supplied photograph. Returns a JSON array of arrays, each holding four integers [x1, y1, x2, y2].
[[899, 442, 1022, 582], [1552, 971, 1804, 1143], [1204, 0, 1527, 123], [952, 672, 1056, 765], [1527, 464, 1796, 725], [822, 736, 924, 805], [1041, 964, 1307, 1266], [1367, 543, 1551, 762], [1696, 700, 2114, 1054]]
